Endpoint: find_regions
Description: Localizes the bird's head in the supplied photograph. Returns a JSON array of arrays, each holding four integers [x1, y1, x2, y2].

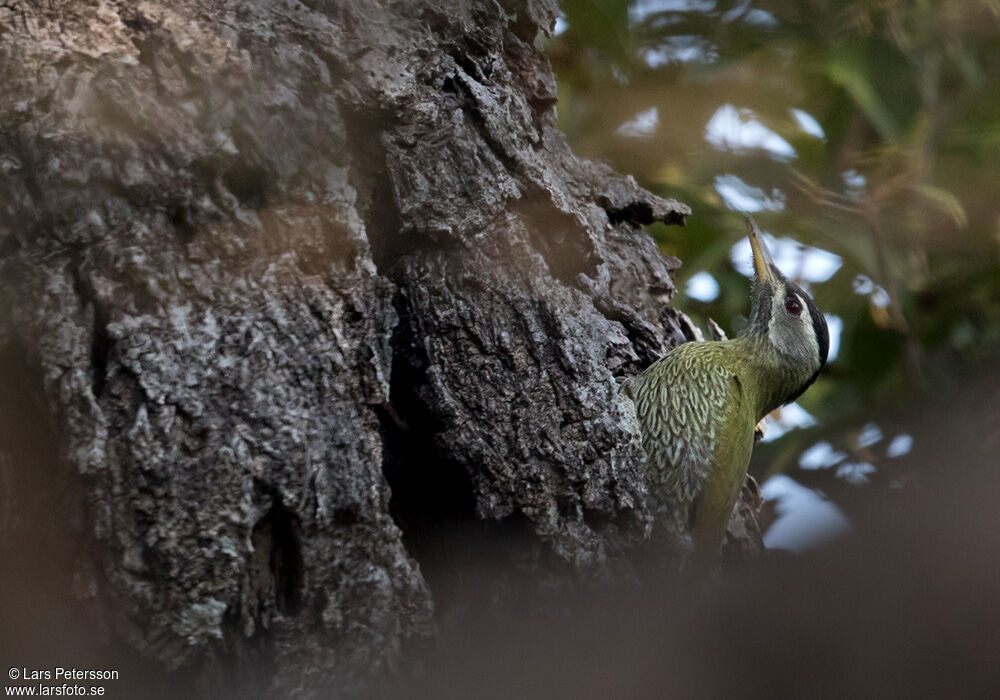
[[742, 213, 829, 405]]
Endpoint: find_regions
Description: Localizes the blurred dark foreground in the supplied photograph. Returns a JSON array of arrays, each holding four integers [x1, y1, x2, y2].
[[3, 371, 999, 699], [393, 371, 1000, 700]]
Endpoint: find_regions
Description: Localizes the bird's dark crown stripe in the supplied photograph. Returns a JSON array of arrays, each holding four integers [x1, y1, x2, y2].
[[806, 296, 829, 366]]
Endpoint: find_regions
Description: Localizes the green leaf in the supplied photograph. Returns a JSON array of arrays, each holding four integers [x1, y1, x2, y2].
[[827, 43, 900, 143], [912, 184, 968, 228], [561, 0, 632, 68]]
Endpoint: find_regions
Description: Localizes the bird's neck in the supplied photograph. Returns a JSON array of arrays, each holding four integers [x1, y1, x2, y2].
[[731, 334, 814, 420]]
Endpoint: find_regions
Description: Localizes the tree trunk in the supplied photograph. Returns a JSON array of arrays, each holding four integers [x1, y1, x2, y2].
[[0, 0, 760, 694]]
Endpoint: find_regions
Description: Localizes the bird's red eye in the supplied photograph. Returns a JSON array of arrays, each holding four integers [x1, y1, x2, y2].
[[785, 296, 803, 316]]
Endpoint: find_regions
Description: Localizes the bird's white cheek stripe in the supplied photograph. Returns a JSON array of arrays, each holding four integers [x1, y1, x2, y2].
[[794, 295, 821, 367], [802, 311, 819, 362]]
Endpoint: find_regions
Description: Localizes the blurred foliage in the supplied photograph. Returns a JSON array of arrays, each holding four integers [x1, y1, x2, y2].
[[549, 0, 1000, 508]]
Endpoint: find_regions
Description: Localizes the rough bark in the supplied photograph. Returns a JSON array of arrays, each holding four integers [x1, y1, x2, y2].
[[0, 0, 760, 694]]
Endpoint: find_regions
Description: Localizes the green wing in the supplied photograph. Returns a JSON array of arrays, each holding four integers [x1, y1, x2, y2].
[[626, 341, 751, 534]]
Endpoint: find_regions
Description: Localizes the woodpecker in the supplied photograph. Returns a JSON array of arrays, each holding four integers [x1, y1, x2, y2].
[[627, 214, 829, 563]]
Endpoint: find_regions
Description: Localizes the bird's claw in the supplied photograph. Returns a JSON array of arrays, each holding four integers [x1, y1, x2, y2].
[[754, 418, 766, 442]]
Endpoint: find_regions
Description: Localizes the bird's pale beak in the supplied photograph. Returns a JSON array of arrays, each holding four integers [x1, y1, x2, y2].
[[745, 213, 775, 285]]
